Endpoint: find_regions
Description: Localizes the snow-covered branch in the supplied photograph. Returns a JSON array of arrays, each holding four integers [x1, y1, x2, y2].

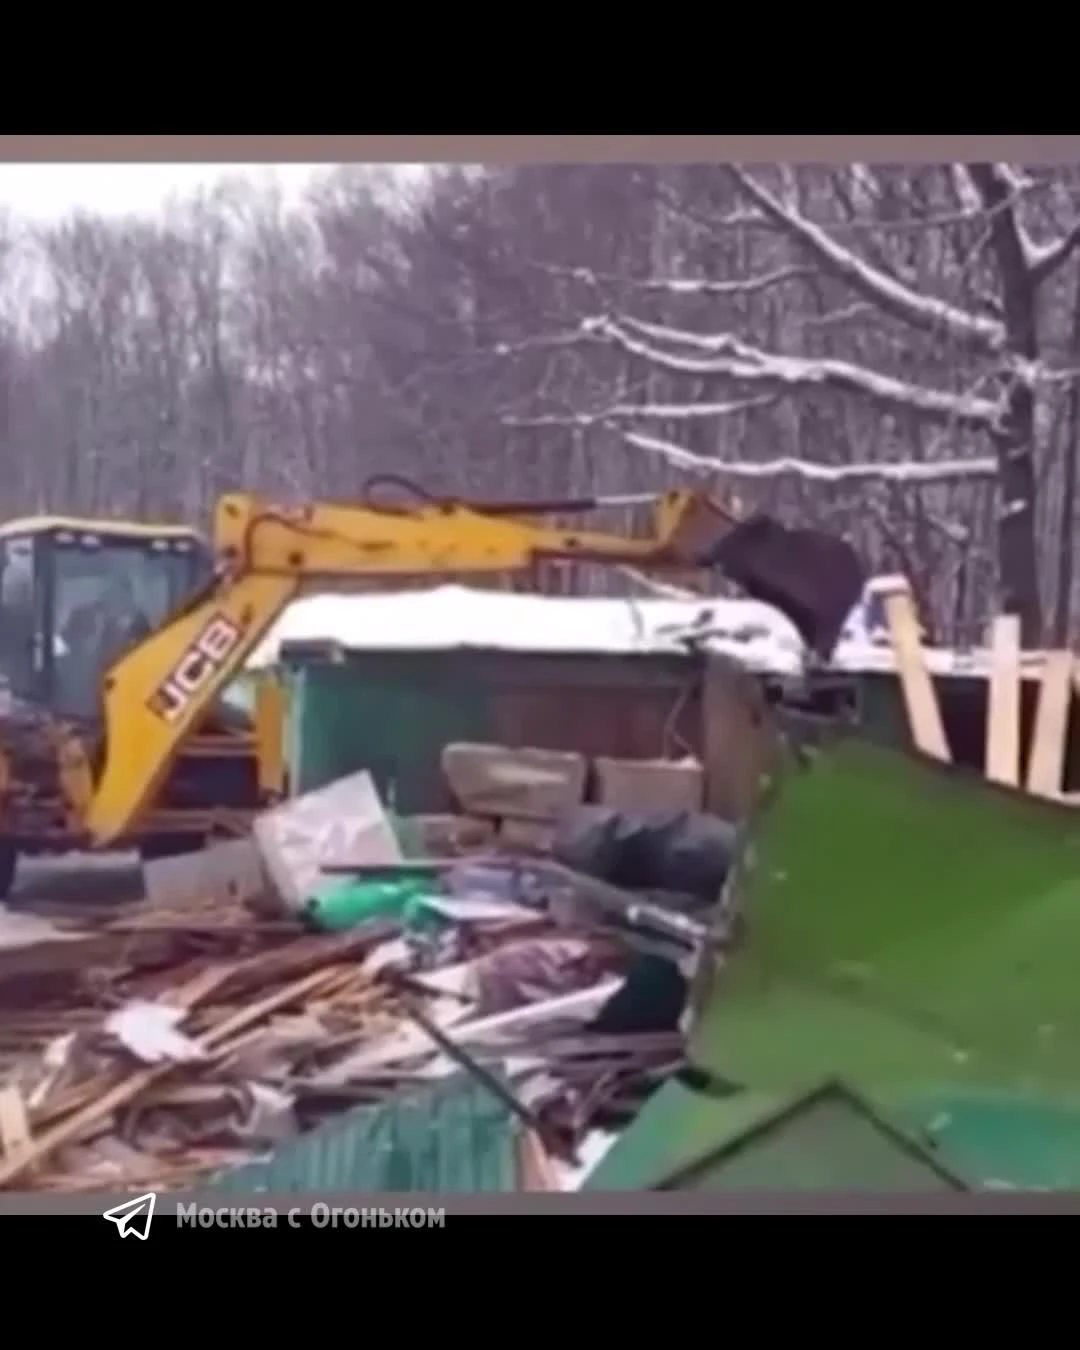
[[583, 314, 1001, 430], [949, 165, 984, 218], [620, 428, 998, 484], [801, 302, 876, 329], [533, 261, 811, 298], [491, 331, 595, 358], [1027, 222, 1080, 286], [504, 394, 774, 428], [727, 167, 1006, 355], [965, 162, 1080, 288]]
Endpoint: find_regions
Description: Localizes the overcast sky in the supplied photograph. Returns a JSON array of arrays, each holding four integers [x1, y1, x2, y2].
[[0, 163, 346, 221]]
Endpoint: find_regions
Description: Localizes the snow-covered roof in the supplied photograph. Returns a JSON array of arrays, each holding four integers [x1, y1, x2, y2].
[[247, 585, 807, 672], [244, 584, 1046, 680]]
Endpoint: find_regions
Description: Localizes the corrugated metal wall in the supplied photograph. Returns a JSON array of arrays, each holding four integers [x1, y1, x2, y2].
[[211, 1075, 520, 1194]]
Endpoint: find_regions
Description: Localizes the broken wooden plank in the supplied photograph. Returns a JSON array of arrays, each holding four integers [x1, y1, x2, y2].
[[0, 1086, 31, 1161], [701, 651, 779, 822], [1027, 650, 1074, 798], [1, 964, 351, 1188], [986, 614, 1022, 787], [159, 923, 397, 1010], [878, 578, 950, 761], [518, 1129, 562, 1191]]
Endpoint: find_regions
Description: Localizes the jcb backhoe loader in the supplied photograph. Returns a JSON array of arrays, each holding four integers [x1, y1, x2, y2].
[[0, 481, 865, 899]]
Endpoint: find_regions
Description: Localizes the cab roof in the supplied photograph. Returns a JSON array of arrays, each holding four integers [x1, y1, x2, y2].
[[0, 515, 204, 542]]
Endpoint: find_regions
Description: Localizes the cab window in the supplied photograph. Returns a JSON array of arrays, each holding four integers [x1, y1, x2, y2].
[[0, 537, 38, 700], [52, 535, 198, 719]]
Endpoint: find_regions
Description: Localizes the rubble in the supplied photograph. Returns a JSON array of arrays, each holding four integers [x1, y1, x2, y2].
[[593, 756, 704, 815], [0, 748, 731, 1194], [255, 769, 403, 912], [441, 743, 587, 823]]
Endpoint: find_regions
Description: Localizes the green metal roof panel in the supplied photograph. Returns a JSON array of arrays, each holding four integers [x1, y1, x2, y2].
[[663, 1085, 964, 1192], [692, 973, 967, 1092], [692, 738, 1080, 1095], [209, 1074, 520, 1195], [588, 1078, 966, 1191], [893, 1088, 1080, 1191], [585, 1081, 784, 1190]]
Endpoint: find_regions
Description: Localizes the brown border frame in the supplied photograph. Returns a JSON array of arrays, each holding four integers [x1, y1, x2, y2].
[[1, 136, 1080, 163]]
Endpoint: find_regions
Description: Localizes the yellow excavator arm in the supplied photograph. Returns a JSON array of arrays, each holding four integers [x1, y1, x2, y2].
[[78, 488, 734, 846], [79, 484, 866, 847]]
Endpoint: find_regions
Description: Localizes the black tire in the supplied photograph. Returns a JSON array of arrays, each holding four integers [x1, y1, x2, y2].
[[137, 832, 206, 864], [0, 840, 17, 901]]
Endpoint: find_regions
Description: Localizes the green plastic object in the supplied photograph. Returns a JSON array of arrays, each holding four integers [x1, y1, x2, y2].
[[306, 873, 436, 932]]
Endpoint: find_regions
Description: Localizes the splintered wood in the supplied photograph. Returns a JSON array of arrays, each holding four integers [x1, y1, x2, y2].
[[0, 747, 699, 1196], [0, 911, 400, 1192], [0, 852, 666, 1195]]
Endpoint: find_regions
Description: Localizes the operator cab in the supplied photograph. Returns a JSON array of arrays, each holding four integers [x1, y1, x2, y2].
[[0, 517, 213, 722]]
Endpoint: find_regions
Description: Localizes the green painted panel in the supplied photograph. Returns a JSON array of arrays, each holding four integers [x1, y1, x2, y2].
[[689, 976, 967, 1094], [589, 1080, 963, 1191], [693, 738, 1080, 1095], [210, 1074, 519, 1194], [892, 1088, 1080, 1191], [585, 1081, 784, 1190], [669, 1092, 958, 1191], [608, 737, 1080, 1194], [288, 658, 494, 810]]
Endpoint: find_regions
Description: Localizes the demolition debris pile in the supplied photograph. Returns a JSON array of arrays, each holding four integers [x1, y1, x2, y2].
[[0, 742, 735, 1193]]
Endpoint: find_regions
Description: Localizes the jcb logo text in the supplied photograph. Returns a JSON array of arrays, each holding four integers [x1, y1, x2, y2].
[[148, 615, 242, 724]]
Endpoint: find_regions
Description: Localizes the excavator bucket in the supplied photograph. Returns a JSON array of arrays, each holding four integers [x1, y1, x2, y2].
[[698, 512, 867, 661]]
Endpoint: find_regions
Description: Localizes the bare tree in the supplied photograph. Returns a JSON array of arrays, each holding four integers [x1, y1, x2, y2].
[[473, 164, 1080, 640], [1, 161, 1079, 641]]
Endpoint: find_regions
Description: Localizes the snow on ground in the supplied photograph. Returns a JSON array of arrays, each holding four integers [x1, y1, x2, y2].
[[245, 583, 1042, 680]]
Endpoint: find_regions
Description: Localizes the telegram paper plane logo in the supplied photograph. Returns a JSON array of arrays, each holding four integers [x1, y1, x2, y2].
[[102, 1192, 156, 1240]]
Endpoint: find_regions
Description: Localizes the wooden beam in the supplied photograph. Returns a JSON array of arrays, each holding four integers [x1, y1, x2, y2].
[[701, 652, 779, 821], [0, 1086, 31, 1162], [877, 578, 950, 761], [985, 615, 1022, 786], [1026, 650, 1074, 798]]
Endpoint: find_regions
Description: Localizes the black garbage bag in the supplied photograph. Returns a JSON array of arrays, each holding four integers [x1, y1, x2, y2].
[[552, 805, 737, 906], [588, 953, 689, 1037]]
